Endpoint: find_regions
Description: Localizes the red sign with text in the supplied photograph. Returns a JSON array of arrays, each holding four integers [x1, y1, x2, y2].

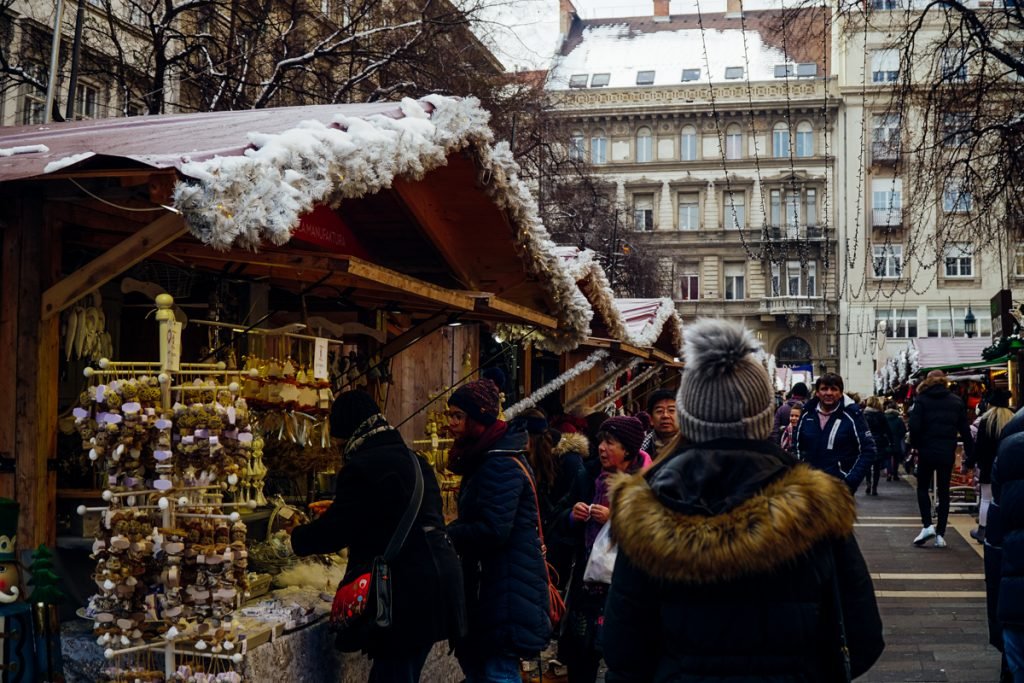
[[292, 204, 368, 257]]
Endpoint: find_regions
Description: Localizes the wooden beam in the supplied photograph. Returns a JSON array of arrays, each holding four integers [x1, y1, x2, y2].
[[379, 312, 451, 360], [339, 257, 477, 311], [0, 223, 20, 500], [465, 293, 558, 329], [41, 211, 187, 320]]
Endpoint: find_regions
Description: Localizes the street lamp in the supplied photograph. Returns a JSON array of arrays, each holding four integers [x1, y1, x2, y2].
[[964, 304, 977, 338]]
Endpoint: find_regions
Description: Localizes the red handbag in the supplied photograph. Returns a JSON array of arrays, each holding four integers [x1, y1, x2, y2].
[[511, 457, 566, 628]]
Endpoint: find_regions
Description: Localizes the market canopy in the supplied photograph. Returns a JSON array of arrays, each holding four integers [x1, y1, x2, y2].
[[0, 96, 591, 349], [911, 337, 993, 375]]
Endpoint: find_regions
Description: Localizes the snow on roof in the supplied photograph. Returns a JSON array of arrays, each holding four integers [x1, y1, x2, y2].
[[614, 298, 683, 351], [472, 0, 562, 72]]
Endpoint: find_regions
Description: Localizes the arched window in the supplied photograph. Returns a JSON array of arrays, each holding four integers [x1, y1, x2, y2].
[[680, 125, 698, 161], [725, 124, 742, 160], [636, 127, 653, 162], [777, 336, 813, 365], [772, 122, 790, 158], [795, 121, 814, 157], [591, 130, 608, 164]]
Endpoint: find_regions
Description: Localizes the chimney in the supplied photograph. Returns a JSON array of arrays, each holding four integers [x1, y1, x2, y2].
[[654, 0, 670, 19], [560, 0, 579, 38], [725, 0, 742, 16]]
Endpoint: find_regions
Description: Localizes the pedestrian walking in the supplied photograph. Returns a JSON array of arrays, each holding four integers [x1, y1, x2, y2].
[[779, 402, 802, 457], [639, 390, 680, 460], [771, 381, 810, 443], [863, 396, 895, 496], [290, 391, 466, 682], [444, 379, 551, 682], [908, 370, 975, 549], [966, 390, 1015, 544], [603, 319, 885, 681], [560, 415, 647, 683], [884, 401, 907, 481], [794, 372, 876, 493]]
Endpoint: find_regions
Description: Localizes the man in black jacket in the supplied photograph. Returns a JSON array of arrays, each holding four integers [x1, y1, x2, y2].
[[909, 370, 975, 549]]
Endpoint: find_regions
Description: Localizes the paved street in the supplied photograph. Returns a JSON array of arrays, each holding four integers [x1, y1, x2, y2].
[[855, 476, 1002, 682]]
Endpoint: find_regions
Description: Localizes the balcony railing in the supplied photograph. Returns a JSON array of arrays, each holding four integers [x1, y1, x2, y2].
[[759, 296, 829, 316], [871, 142, 899, 164], [871, 207, 903, 228], [766, 225, 825, 241]]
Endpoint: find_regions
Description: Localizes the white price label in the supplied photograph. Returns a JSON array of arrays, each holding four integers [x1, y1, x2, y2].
[[313, 337, 329, 380], [165, 321, 182, 371]]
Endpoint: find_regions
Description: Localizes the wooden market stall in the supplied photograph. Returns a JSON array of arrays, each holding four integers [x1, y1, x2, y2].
[[0, 96, 595, 680]]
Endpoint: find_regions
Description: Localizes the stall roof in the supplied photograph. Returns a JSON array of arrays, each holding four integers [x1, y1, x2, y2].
[[553, 246, 683, 358], [0, 96, 591, 349], [912, 337, 992, 374]]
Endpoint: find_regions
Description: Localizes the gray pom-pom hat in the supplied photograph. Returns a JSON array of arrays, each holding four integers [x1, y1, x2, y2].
[[676, 318, 776, 444]]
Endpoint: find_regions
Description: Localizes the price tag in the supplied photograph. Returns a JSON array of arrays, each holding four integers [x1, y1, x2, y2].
[[313, 337, 329, 380], [165, 321, 182, 371], [277, 507, 294, 520]]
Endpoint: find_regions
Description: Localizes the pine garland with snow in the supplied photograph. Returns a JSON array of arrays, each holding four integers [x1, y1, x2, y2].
[[592, 364, 661, 411], [564, 358, 640, 411], [505, 350, 609, 419]]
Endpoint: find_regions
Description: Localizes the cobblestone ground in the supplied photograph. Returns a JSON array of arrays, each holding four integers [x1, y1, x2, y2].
[[855, 475, 1003, 682]]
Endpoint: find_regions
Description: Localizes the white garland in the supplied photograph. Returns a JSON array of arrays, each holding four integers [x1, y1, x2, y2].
[[907, 344, 921, 377], [505, 350, 609, 419], [173, 95, 593, 353], [592, 364, 661, 411], [565, 358, 639, 411]]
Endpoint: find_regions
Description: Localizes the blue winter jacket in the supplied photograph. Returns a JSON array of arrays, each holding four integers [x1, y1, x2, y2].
[[794, 395, 876, 491], [446, 423, 552, 658]]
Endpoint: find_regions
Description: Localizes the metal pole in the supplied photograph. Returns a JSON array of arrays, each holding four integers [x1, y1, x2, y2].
[[44, 0, 66, 124], [65, 0, 86, 121]]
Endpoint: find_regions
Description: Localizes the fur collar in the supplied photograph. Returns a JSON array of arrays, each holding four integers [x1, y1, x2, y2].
[[553, 431, 589, 458], [916, 376, 948, 394], [609, 463, 855, 583]]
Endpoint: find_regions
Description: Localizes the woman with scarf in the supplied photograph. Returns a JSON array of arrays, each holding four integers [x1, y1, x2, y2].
[[560, 415, 648, 683], [290, 391, 465, 682], [445, 379, 551, 682]]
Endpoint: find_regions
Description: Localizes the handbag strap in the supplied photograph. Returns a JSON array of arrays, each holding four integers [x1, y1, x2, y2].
[[510, 456, 548, 555], [383, 449, 425, 562], [829, 545, 853, 683]]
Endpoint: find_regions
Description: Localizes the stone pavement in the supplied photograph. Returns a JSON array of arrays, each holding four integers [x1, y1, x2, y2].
[[854, 475, 1002, 682]]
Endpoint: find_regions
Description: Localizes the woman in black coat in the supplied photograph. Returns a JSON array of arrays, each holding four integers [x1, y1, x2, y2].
[[444, 379, 551, 682], [603, 319, 884, 682], [291, 391, 465, 682], [863, 396, 894, 495]]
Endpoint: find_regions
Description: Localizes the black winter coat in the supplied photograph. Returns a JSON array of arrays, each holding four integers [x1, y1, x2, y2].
[[991, 410, 1024, 629], [864, 407, 894, 461], [446, 424, 551, 658], [909, 377, 974, 464], [291, 429, 465, 655], [884, 410, 907, 457], [604, 439, 885, 682]]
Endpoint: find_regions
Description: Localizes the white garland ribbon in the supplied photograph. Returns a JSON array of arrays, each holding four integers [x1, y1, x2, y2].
[[505, 350, 609, 419], [592, 364, 662, 412]]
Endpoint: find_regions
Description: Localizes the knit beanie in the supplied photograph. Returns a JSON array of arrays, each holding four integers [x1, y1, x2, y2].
[[676, 318, 775, 443], [330, 390, 382, 439], [448, 378, 501, 426], [600, 416, 646, 456]]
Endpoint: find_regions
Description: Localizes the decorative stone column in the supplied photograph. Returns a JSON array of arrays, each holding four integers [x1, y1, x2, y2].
[[704, 180, 717, 229], [751, 178, 765, 229], [659, 180, 673, 230]]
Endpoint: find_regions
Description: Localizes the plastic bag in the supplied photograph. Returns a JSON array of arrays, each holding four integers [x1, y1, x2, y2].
[[582, 523, 617, 584]]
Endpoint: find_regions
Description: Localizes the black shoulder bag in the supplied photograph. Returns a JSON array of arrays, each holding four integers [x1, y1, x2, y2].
[[330, 450, 425, 651]]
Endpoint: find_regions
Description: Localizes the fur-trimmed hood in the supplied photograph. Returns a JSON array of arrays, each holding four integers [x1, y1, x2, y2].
[[916, 375, 948, 395], [609, 441, 856, 584], [553, 431, 589, 459]]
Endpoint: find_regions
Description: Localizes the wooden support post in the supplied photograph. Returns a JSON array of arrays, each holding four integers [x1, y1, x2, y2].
[[0, 223, 21, 500]]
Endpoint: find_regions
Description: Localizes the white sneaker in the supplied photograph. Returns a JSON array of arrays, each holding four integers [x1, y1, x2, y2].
[[934, 535, 947, 549], [914, 525, 936, 546]]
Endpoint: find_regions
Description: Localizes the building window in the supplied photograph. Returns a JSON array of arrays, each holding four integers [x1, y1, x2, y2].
[[796, 62, 818, 77], [943, 243, 973, 277], [636, 127, 653, 163], [786, 261, 802, 296], [806, 263, 817, 296], [633, 194, 654, 231], [74, 83, 99, 120], [795, 122, 813, 157], [678, 192, 699, 230], [681, 68, 701, 82], [785, 191, 800, 233], [871, 0, 901, 8], [872, 244, 903, 278], [774, 64, 795, 78], [680, 126, 698, 161], [680, 269, 700, 300], [770, 262, 781, 296], [871, 49, 899, 82], [569, 133, 585, 161], [590, 73, 610, 87], [725, 263, 746, 300], [636, 70, 655, 85], [877, 309, 918, 338], [725, 66, 744, 79], [941, 48, 968, 82], [725, 124, 742, 160], [872, 113, 901, 160], [871, 178, 902, 226], [928, 306, 990, 337], [724, 191, 744, 229], [772, 260, 815, 296], [591, 133, 607, 164], [805, 189, 817, 227], [941, 112, 970, 147], [20, 64, 46, 125], [569, 74, 589, 88], [1015, 244, 1024, 277], [943, 181, 972, 213], [772, 122, 790, 158]]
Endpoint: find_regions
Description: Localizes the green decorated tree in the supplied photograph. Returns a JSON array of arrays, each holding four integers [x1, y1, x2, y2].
[[27, 545, 64, 605]]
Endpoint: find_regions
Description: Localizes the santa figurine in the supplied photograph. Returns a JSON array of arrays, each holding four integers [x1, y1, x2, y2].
[[0, 498, 19, 603]]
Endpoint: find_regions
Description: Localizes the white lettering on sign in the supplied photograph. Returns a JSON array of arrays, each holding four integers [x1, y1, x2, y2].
[[165, 321, 182, 371], [313, 337, 329, 380]]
